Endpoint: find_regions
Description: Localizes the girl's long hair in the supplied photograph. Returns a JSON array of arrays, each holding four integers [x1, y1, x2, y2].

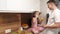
[[32, 11, 41, 24]]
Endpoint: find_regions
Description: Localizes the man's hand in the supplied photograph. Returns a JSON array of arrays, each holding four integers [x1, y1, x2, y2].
[[43, 25, 47, 28]]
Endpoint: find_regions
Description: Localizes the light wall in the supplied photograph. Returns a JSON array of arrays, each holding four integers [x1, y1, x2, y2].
[[40, 0, 49, 17], [39, 0, 49, 24]]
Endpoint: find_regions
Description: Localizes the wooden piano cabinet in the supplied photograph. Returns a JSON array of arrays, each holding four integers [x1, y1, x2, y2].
[[0, 13, 21, 34]]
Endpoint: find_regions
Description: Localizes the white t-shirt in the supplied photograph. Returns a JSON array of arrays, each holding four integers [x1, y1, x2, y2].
[[45, 8, 60, 34], [47, 8, 60, 26]]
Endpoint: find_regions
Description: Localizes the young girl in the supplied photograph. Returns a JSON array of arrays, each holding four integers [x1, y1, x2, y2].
[[28, 11, 45, 34]]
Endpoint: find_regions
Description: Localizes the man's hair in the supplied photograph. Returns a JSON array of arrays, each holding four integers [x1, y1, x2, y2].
[[47, 0, 57, 6], [47, 0, 55, 4]]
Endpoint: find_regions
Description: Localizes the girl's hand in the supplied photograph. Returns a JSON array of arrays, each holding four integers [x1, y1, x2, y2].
[[40, 24, 46, 27], [43, 25, 47, 28]]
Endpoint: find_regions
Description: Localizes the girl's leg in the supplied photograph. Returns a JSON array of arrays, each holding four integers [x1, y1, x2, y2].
[[32, 31, 38, 34], [34, 33, 38, 34]]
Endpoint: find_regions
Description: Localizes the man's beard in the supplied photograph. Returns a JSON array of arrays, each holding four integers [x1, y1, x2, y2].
[[49, 8, 53, 10]]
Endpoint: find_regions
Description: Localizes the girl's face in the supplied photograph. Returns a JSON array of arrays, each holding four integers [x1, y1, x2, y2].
[[34, 12, 40, 18]]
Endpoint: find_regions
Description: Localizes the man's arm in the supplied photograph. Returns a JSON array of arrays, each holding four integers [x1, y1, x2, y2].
[[44, 22, 60, 28]]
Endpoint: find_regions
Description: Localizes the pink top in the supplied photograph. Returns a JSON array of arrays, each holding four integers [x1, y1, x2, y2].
[[31, 19, 37, 28], [28, 18, 44, 33]]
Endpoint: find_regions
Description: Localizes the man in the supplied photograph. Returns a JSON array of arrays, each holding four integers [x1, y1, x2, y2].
[[44, 0, 60, 34]]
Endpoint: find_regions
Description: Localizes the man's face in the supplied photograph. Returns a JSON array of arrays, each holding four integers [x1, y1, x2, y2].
[[47, 3, 54, 10]]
